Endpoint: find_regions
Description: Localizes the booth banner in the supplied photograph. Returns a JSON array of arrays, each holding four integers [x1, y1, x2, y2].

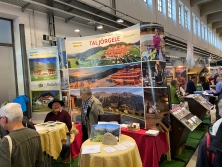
[[63, 23, 169, 129], [174, 67, 186, 79], [210, 67, 220, 77], [27, 47, 61, 112], [166, 66, 173, 78], [66, 24, 140, 69]]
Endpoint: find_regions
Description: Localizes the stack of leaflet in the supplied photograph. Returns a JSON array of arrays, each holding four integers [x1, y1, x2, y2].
[[145, 130, 159, 136]]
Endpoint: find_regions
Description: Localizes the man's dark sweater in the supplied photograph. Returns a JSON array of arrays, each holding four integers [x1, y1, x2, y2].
[[44, 110, 72, 131]]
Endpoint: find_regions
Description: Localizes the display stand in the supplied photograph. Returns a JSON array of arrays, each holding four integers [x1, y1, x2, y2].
[[169, 106, 202, 156], [184, 94, 213, 121]]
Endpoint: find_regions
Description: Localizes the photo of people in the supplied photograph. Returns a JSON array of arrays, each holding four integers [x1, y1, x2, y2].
[[142, 61, 167, 87], [140, 23, 165, 61], [144, 87, 170, 130], [69, 63, 142, 89]]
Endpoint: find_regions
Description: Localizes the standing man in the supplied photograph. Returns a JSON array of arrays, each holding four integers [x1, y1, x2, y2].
[[45, 98, 72, 164], [176, 73, 186, 89], [186, 76, 197, 94], [80, 86, 104, 142], [0, 103, 44, 167]]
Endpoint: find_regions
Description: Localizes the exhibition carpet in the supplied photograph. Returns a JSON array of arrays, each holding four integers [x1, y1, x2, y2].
[[160, 119, 210, 167]]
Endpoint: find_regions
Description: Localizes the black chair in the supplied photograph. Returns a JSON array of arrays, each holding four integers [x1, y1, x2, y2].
[[98, 114, 121, 124]]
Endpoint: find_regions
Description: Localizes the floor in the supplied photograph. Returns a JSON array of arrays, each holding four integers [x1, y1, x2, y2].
[[186, 147, 198, 167], [176, 107, 216, 167]]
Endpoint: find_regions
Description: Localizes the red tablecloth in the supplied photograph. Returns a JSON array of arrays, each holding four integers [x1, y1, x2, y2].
[[121, 128, 169, 167], [70, 124, 82, 158]]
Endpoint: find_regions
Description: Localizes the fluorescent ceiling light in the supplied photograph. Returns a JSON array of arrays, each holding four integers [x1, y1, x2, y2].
[[96, 25, 103, 30], [74, 29, 80, 32], [116, 18, 123, 23]]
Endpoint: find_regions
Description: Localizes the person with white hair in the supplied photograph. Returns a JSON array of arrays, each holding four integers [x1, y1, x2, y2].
[[0, 103, 44, 167], [80, 86, 104, 142]]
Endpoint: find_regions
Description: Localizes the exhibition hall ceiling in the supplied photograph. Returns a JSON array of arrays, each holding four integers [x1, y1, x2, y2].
[[191, 0, 222, 37], [0, 0, 137, 32]]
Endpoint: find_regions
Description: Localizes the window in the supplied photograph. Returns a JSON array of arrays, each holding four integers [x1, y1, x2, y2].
[[196, 18, 200, 37], [168, 0, 172, 18], [205, 26, 208, 41], [184, 11, 188, 29], [202, 23, 205, 40], [179, 5, 181, 25], [158, 0, 162, 12], [193, 15, 196, 34]]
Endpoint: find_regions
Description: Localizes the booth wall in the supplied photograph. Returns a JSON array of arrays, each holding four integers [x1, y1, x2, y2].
[[0, 0, 221, 94]]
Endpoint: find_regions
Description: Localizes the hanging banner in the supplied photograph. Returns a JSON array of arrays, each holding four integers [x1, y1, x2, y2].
[[187, 41, 194, 69], [27, 47, 61, 112]]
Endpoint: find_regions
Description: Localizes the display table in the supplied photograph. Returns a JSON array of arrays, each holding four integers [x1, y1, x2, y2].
[[70, 123, 82, 158], [121, 128, 169, 167], [78, 134, 142, 167], [35, 122, 69, 159]]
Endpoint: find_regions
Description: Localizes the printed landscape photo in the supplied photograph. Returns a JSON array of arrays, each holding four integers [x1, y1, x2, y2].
[[67, 42, 140, 68], [31, 90, 60, 112], [29, 57, 58, 82], [70, 87, 145, 128], [69, 62, 142, 89]]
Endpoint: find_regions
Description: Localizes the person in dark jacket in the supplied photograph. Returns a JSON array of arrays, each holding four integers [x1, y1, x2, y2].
[[186, 76, 196, 94], [200, 76, 210, 91]]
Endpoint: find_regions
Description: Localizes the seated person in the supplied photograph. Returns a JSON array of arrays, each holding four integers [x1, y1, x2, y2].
[[45, 98, 72, 164]]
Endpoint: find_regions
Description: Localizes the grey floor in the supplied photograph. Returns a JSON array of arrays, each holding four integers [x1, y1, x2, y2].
[[186, 147, 198, 167], [186, 107, 216, 167]]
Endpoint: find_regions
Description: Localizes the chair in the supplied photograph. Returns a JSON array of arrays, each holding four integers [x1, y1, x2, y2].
[[98, 114, 121, 124]]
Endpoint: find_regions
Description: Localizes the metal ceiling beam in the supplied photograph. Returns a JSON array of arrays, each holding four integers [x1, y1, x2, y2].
[[54, 0, 129, 27], [92, 0, 142, 22], [216, 27, 222, 34], [22, 0, 119, 30], [212, 21, 222, 29], [65, 16, 75, 23], [200, 0, 222, 16], [190, 0, 211, 7], [21, 3, 30, 12], [207, 11, 222, 24]]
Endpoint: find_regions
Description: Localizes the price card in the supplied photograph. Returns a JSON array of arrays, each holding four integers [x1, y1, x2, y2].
[[122, 141, 135, 147], [103, 147, 116, 153], [114, 144, 127, 150]]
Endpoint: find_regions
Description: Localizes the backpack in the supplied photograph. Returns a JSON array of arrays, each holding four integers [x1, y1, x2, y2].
[[206, 133, 216, 165]]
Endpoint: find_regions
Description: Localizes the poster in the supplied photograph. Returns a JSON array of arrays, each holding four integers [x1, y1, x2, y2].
[[174, 66, 186, 88], [27, 47, 61, 112]]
